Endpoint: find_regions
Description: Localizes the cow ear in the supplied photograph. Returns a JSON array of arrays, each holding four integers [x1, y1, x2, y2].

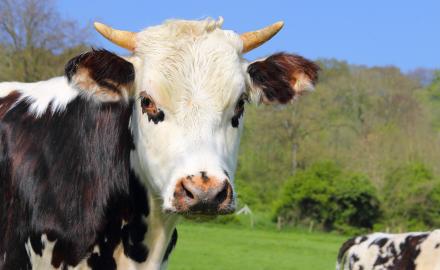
[[65, 49, 135, 102], [246, 53, 319, 104]]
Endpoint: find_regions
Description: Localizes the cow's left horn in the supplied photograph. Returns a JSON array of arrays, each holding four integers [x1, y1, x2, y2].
[[94, 22, 136, 51], [240, 21, 284, 53]]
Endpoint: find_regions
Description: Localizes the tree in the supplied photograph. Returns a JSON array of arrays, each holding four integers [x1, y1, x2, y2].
[[0, 0, 89, 81]]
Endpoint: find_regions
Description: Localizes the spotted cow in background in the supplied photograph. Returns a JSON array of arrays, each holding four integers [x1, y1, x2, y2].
[[337, 230, 440, 270], [0, 18, 319, 270]]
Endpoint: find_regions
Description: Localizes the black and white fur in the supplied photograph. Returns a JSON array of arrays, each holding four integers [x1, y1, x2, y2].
[[0, 50, 177, 270], [337, 230, 440, 270]]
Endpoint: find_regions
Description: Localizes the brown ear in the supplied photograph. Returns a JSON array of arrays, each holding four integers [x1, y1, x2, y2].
[[247, 53, 319, 104], [65, 49, 135, 102]]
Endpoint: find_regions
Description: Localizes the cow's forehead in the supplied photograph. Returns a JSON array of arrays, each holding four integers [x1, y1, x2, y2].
[[132, 19, 246, 112], [135, 18, 241, 54]]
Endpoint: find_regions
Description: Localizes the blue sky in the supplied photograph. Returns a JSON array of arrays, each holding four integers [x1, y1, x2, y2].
[[57, 0, 439, 71]]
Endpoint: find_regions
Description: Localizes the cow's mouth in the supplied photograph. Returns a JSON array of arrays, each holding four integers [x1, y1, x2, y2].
[[164, 204, 236, 218]]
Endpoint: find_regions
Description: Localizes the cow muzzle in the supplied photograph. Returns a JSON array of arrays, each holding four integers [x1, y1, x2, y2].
[[173, 172, 234, 215]]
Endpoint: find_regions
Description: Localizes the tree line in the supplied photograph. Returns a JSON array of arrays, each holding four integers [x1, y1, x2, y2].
[[236, 60, 440, 233]]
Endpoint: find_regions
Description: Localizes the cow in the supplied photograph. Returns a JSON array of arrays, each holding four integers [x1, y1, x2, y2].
[[0, 18, 319, 270], [337, 230, 440, 270]]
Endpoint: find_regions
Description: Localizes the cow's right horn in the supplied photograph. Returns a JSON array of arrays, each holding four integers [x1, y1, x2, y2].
[[94, 22, 136, 51]]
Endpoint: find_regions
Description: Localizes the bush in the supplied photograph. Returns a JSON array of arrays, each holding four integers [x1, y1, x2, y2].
[[382, 162, 440, 230], [273, 161, 381, 233]]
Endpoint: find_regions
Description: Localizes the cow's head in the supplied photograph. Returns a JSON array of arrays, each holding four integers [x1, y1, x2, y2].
[[94, 18, 319, 216]]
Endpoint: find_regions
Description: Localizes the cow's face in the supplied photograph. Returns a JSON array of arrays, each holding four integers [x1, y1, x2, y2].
[[95, 18, 319, 216]]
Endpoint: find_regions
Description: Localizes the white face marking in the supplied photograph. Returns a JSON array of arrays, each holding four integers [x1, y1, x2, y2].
[[129, 19, 247, 211], [0, 77, 78, 117]]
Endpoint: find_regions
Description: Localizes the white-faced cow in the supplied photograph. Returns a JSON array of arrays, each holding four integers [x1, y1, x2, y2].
[[0, 18, 319, 270], [337, 230, 440, 270]]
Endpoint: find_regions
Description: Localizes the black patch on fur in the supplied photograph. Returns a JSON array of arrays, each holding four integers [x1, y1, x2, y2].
[[200, 171, 209, 181], [231, 95, 246, 128], [231, 111, 243, 128], [351, 254, 359, 263], [163, 229, 178, 263], [337, 237, 357, 264], [247, 52, 319, 104], [0, 92, 136, 268], [147, 109, 165, 124], [65, 49, 135, 94], [223, 169, 230, 179], [358, 236, 368, 244], [87, 252, 117, 270], [121, 171, 150, 263], [372, 237, 389, 248], [393, 234, 428, 270], [86, 172, 150, 269], [29, 233, 44, 256]]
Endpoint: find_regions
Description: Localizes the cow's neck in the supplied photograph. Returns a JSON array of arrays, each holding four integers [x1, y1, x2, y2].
[[127, 153, 179, 269], [141, 195, 179, 269]]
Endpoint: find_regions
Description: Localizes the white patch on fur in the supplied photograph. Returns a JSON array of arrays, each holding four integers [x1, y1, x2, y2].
[[24, 234, 95, 270], [414, 230, 440, 269], [25, 234, 56, 270], [0, 77, 78, 117]]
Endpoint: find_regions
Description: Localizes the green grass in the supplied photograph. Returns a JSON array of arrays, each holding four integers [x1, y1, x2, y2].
[[168, 223, 347, 270]]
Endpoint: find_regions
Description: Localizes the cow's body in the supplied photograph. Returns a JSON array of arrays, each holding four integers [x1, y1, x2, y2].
[[0, 18, 319, 269], [337, 230, 440, 270], [0, 56, 177, 269]]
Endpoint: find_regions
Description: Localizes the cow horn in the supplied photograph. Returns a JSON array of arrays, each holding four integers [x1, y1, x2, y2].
[[94, 22, 136, 51], [240, 21, 284, 53]]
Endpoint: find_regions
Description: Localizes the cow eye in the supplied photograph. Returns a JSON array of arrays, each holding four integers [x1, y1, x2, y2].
[[141, 96, 152, 108], [139, 91, 165, 124], [231, 93, 248, 128]]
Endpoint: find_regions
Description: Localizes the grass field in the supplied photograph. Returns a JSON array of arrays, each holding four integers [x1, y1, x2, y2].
[[168, 223, 347, 270]]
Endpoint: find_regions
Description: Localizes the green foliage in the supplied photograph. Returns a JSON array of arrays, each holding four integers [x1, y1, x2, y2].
[[273, 162, 381, 233], [420, 71, 440, 131], [382, 162, 440, 230]]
